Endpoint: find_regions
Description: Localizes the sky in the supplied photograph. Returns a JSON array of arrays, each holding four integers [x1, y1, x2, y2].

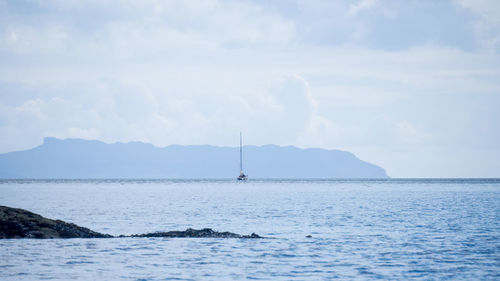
[[1, 0, 499, 178]]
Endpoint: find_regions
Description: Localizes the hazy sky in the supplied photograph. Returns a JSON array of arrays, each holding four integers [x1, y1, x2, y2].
[[1, 0, 499, 177]]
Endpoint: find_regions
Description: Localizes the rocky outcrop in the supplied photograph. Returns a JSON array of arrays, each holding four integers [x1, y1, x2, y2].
[[130, 228, 261, 238], [0, 206, 112, 239], [0, 206, 262, 239]]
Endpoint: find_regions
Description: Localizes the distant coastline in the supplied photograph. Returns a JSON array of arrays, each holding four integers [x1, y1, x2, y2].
[[0, 137, 389, 179]]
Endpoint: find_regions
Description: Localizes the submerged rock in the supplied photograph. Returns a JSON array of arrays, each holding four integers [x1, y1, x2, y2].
[[0, 206, 262, 239]]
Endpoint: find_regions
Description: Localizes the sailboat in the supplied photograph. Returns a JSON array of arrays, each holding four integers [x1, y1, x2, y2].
[[237, 132, 248, 180]]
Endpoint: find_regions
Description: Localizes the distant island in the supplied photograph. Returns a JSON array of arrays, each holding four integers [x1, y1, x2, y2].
[[0, 137, 389, 179]]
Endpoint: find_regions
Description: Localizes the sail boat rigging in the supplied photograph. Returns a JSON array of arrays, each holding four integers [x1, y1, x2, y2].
[[237, 132, 248, 180]]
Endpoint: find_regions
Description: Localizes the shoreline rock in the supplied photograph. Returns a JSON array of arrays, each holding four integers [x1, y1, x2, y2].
[[129, 228, 261, 239], [0, 206, 112, 239], [0, 206, 261, 239]]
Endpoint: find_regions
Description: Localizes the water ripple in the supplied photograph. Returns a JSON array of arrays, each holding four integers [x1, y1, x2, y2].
[[1, 179, 499, 280]]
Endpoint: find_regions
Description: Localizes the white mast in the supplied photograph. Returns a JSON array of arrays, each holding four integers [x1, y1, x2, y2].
[[237, 132, 247, 180], [239, 131, 243, 173]]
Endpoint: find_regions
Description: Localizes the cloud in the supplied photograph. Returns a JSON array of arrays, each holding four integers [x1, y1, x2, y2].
[[262, 75, 316, 143], [454, 0, 500, 51], [347, 0, 379, 17]]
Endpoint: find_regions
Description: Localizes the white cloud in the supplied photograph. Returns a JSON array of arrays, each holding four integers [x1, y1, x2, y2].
[[396, 121, 426, 145], [454, 0, 500, 51], [347, 0, 379, 17]]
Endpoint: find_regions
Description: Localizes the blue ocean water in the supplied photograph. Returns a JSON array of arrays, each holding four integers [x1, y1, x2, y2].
[[0, 179, 499, 280]]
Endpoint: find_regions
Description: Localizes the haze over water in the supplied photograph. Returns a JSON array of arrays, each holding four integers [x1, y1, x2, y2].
[[1, 179, 499, 280]]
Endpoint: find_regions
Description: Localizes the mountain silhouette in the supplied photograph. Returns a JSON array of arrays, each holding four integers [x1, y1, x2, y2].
[[0, 137, 389, 179]]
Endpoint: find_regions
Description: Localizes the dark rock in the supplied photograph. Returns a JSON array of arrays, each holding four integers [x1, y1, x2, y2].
[[131, 228, 262, 238], [0, 206, 112, 239], [0, 206, 262, 239]]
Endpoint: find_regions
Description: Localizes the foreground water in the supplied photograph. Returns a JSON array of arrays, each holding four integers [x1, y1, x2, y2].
[[0, 179, 499, 280]]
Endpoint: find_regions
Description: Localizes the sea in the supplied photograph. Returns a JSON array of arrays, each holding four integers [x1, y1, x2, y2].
[[0, 179, 499, 280]]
